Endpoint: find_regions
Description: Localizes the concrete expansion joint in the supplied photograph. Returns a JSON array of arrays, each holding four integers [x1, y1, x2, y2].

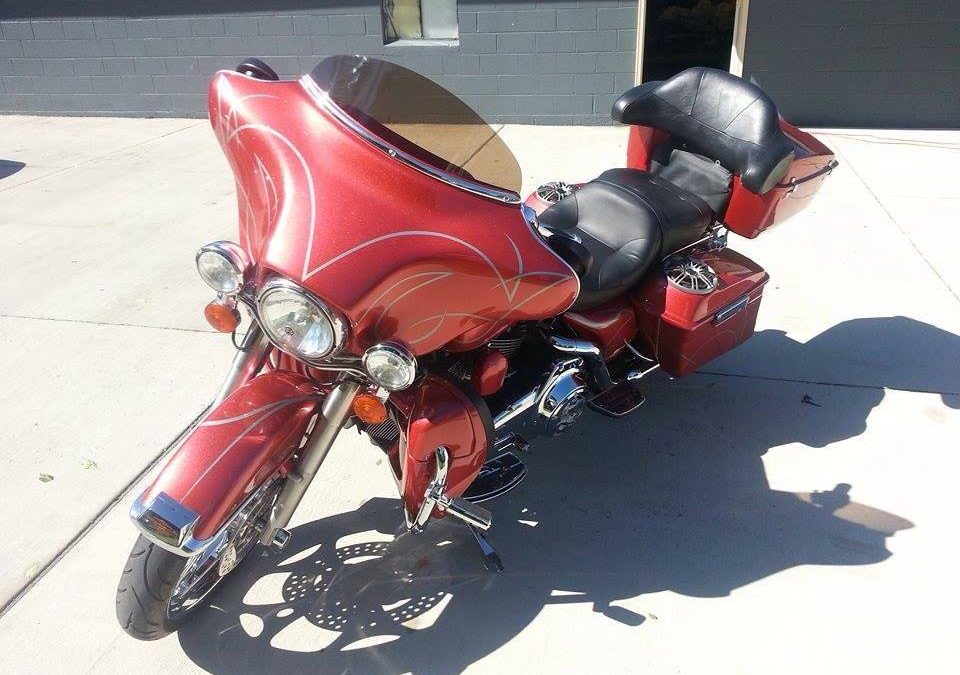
[[0, 313, 219, 335], [0, 404, 210, 621], [704, 370, 960, 398], [840, 151, 960, 307]]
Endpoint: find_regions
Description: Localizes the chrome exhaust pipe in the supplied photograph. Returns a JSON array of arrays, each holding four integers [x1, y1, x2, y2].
[[548, 335, 613, 391], [260, 379, 361, 544]]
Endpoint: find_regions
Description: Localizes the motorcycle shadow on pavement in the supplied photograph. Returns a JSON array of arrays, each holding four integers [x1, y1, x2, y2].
[[179, 316, 959, 674]]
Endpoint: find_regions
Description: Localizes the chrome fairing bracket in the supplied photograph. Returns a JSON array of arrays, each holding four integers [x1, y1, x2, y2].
[[130, 492, 206, 557]]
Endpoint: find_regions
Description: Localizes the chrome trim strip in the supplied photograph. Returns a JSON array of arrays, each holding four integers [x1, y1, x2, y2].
[[492, 387, 540, 431], [565, 310, 622, 330], [713, 294, 751, 325], [492, 357, 582, 432], [299, 75, 521, 205]]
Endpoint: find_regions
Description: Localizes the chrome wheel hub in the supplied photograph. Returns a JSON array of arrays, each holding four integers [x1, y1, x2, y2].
[[166, 478, 282, 619]]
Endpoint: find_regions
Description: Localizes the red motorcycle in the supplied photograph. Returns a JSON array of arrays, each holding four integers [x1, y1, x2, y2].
[[116, 55, 836, 639]]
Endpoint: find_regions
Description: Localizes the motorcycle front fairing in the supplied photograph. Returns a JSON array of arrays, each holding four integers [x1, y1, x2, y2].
[[209, 62, 579, 356]]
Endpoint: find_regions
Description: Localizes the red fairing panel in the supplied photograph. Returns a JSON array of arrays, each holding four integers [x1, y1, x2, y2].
[[208, 72, 579, 355], [390, 376, 489, 518], [139, 372, 323, 539], [563, 298, 638, 360]]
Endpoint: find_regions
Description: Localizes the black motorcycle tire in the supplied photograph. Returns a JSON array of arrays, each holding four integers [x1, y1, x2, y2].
[[116, 535, 193, 640]]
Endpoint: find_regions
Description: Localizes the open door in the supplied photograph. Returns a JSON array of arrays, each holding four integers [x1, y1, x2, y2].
[[634, 0, 750, 83]]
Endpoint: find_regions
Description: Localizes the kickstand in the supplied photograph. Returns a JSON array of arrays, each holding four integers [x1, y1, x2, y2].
[[469, 525, 504, 574]]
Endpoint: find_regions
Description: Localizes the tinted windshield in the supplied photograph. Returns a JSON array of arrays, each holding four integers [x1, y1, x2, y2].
[[310, 55, 522, 194]]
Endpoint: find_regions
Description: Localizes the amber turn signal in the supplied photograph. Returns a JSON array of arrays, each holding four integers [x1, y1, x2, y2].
[[204, 300, 241, 333], [352, 393, 388, 425]]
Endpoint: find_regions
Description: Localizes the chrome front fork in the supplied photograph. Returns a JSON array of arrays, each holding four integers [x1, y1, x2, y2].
[[214, 324, 272, 406], [213, 328, 493, 557]]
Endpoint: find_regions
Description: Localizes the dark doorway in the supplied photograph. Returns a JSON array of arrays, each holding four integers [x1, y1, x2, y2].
[[641, 0, 737, 82]]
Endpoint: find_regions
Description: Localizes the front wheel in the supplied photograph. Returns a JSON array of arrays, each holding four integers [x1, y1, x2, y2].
[[116, 478, 284, 640], [116, 536, 191, 640]]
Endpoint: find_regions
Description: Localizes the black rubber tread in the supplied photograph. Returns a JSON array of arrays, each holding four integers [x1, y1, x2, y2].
[[115, 535, 190, 640]]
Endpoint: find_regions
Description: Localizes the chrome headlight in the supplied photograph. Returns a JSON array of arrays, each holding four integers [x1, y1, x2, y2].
[[257, 279, 347, 361], [196, 241, 247, 295], [363, 342, 417, 391]]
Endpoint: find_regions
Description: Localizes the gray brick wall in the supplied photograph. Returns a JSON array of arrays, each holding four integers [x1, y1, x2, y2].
[[742, 0, 960, 127], [0, 1, 639, 125]]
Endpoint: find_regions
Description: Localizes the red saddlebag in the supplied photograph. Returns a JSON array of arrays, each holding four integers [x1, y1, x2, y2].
[[630, 249, 769, 376]]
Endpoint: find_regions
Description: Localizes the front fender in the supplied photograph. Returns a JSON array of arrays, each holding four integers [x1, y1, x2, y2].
[[132, 371, 324, 554]]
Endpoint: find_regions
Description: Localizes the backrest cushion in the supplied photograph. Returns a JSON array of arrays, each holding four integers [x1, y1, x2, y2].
[[612, 67, 795, 194]]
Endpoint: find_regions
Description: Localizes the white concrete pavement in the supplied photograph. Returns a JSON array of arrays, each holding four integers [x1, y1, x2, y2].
[[0, 115, 957, 674]]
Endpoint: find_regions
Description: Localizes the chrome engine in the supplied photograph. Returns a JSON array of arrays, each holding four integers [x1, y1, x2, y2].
[[367, 327, 603, 451], [491, 357, 589, 439]]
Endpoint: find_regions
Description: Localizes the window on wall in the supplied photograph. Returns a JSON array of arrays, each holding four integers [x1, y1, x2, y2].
[[382, 0, 459, 43]]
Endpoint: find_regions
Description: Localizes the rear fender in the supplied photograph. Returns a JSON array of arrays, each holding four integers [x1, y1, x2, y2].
[[132, 371, 324, 554]]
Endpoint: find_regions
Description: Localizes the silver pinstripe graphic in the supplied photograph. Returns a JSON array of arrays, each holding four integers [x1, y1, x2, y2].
[[302, 229, 515, 298], [408, 276, 574, 345], [226, 122, 317, 283], [372, 271, 456, 337], [199, 395, 321, 428], [407, 310, 491, 345], [565, 311, 624, 330], [184, 396, 317, 498]]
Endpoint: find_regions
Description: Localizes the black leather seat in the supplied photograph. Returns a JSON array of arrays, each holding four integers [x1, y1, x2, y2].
[[612, 67, 795, 195], [539, 168, 713, 310]]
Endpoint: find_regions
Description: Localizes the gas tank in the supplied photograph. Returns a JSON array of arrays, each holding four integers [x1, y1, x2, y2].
[[209, 70, 579, 356]]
